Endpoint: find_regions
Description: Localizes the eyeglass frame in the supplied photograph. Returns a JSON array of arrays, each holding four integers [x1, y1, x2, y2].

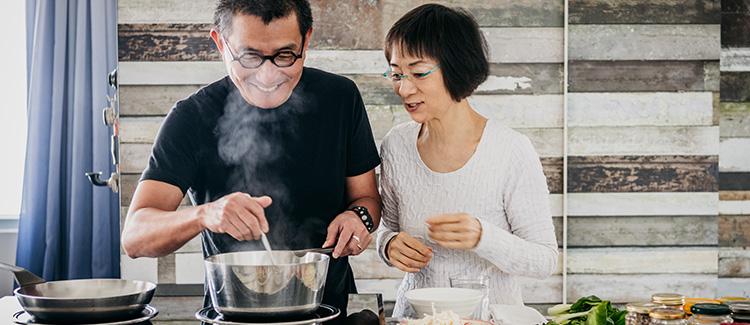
[[221, 34, 307, 69], [382, 65, 440, 83]]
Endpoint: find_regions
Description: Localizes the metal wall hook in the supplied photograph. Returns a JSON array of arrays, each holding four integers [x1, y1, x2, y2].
[[85, 172, 119, 193]]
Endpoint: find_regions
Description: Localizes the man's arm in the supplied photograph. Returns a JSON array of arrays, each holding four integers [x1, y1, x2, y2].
[[322, 169, 382, 258], [122, 180, 273, 258]]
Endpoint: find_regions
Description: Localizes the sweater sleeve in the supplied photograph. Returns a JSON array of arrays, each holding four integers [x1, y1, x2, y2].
[[375, 136, 400, 267], [472, 135, 559, 279]]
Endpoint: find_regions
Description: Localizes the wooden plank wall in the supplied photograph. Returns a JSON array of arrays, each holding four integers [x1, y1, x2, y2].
[[567, 0, 721, 302], [718, 0, 750, 298], [116, 0, 566, 316]]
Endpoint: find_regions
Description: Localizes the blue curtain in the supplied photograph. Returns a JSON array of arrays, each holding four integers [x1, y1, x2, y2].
[[17, 0, 119, 280]]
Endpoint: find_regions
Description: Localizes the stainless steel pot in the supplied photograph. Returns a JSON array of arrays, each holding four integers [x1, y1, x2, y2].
[[204, 251, 330, 319], [0, 262, 156, 323]]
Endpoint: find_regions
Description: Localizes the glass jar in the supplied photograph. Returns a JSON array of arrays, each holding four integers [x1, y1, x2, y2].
[[729, 302, 750, 323], [653, 293, 686, 310], [627, 302, 659, 325], [650, 307, 687, 325], [687, 303, 733, 324]]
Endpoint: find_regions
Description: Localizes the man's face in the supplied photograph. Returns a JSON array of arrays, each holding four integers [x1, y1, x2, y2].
[[212, 12, 310, 109]]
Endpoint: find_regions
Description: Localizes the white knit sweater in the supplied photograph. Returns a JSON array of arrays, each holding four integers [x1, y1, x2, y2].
[[375, 119, 559, 318]]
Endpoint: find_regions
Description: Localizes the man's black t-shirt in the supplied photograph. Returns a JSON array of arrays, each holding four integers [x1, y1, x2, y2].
[[141, 67, 381, 313]]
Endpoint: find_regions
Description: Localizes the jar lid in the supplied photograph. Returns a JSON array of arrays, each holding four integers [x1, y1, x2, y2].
[[730, 302, 750, 313], [652, 293, 685, 305], [627, 302, 660, 314], [691, 303, 730, 316], [683, 298, 721, 314], [719, 296, 749, 302], [649, 307, 685, 320]]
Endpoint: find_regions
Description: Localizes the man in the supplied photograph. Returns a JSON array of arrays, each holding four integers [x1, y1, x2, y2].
[[120, 0, 382, 318]]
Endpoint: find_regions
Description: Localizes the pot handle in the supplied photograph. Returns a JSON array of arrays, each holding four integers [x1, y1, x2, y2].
[[0, 262, 46, 287]]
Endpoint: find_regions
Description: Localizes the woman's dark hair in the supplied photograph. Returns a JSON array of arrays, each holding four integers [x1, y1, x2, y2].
[[214, 0, 313, 38], [385, 4, 489, 102]]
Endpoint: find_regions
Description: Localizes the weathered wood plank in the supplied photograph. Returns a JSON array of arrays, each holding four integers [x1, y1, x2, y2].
[[721, 48, 750, 72], [567, 155, 718, 193], [484, 28, 563, 63], [174, 253, 204, 284], [568, 92, 714, 127], [118, 24, 217, 61], [567, 216, 717, 247], [569, 25, 721, 61], [567, 192, 719, 216], [720, 200, 750, 215], [568, 274, 717, 303], [721, 173, 750, 191], [721, 72, 750, 102], [720, 138, 750, 172], [120, 117, 163, 143], [568, 0, 720, 24], [720, 102, 750, 137], [121, 254, 158, 283], [471, 95, 563, 128], [149, 296, 204, 321], [516, 128, 564, 158], [568, 126, 719, 156], [723, 0, 750, 13], [719, 247, 750, 277], [119, 85, 200, 116], [542, 158, 563, 194], [718, 278, 750, 298], [706, 61, 721, 92], [568, 247, 718, 274], [568, 61, 717, 92], [157, 254, 176, 284], [722, 13, 750, 48], [118, 0, 564, 27], [721, 191, 750, 201], [720, 216, 750, 247], [484, 63, 563, 94], [121, 143, 152, 173]]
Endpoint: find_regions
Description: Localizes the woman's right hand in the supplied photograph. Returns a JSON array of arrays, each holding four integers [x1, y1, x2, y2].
[[386, 232, 433, 273]]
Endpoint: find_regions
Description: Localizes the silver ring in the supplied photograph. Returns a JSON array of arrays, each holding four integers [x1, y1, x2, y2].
[[352, 235, 361, 243]]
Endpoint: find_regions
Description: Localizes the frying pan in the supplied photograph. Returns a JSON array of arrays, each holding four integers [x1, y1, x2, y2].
[[0, 262, 156, 323]]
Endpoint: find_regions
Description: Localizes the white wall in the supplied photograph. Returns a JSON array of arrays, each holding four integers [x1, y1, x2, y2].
[[0, 0, 27, 295]]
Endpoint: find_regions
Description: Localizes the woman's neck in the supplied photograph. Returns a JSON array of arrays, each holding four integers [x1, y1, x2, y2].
[[419, 100, 486, 147]]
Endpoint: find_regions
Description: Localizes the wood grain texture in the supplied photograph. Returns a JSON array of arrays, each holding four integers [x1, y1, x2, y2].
[[568, 0, 720, 24], [720, 102, 750, 137], [484, 63, 563, 94], [721, 48, 750, 72], [567, 192, 718, 216], [568, 126, 719, 156], [380, 0, 564, 28], [157, 254, 176, 283], [471, 95, 563, 128], [721, 72, 750, 102], [720, 138, 750, 172], [484, 28, 564, 63], [720, 216, 750, 247], [568, 61, 718, 92], [568, 247, 718, 274], [718, 278, 750, 298], [567, 216, 717, 247], [723, 0, 750, 13], [720, 191, 750, 201], [569, 25, 721, 61], [567, 155, 718, 193], [720, 200, 750, 215], [568, 92, 714, 127], [721, 173, 750, 191], [722, 13, 750, 48], [719, 247, 750, 277]]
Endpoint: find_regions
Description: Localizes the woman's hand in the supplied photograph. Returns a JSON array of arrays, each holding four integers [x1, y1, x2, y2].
[[426, 213, 482, 249], [386, 232, 433, 273]]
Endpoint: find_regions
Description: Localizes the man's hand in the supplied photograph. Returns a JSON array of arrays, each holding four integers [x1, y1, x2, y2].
[[386, 232, 432, 273], [322, 211, 371, 258], [201, 192, 272, 241], [426, 213, 482, 250]]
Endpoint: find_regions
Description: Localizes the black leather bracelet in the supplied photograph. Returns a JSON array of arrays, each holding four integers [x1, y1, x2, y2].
[[349, 206, 375, 233]]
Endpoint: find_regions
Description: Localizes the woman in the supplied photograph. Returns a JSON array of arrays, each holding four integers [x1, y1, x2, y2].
[[375, 4, 559, 318]]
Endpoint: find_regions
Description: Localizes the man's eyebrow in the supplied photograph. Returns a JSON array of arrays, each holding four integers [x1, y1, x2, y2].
[[238, 43, 298, 54]]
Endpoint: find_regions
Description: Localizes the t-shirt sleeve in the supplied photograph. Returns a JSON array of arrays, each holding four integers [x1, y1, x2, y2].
[[345, 85, 382, 176], [139, 104, 200, 194]]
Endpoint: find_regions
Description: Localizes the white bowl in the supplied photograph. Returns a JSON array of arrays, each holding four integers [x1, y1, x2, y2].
[[404, 287, 483, 318]]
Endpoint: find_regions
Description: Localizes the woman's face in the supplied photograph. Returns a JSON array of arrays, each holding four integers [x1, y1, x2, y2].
[[387, 47, 456, 124]]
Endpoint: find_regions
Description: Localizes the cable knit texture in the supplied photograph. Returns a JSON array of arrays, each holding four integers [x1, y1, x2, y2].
[[375, 119, 558, 318]]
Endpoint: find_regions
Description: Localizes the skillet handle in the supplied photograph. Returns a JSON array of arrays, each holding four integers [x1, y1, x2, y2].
[[0, 262, 46, 287]]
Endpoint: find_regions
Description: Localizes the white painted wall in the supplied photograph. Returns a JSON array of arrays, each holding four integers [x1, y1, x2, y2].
[[0, 0, 27, 295]]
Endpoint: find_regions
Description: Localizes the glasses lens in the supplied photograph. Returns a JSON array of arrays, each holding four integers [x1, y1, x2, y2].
[[238, 54, 263, 69], [273, 52, 297, 67]]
